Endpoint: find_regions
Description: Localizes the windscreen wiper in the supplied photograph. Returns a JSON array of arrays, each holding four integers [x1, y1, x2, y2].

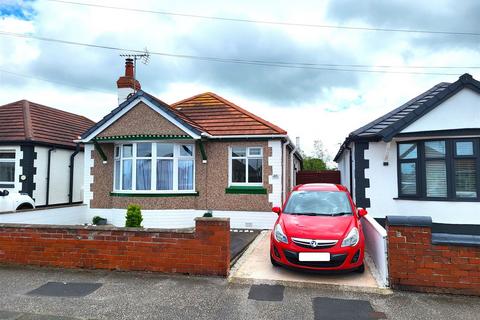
[[330, 212, 351, 216]]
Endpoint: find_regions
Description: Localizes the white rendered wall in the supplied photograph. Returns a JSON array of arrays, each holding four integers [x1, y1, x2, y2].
[[337, 143, 354, 196], [72, 151, 84, 203], [33, 146, 48, 205], [402, 88, 480, 133], [83, 144, 94, 208], [268, 140, 283, 207], [0, 205, 276, 230], [365, 140, 480, 224]]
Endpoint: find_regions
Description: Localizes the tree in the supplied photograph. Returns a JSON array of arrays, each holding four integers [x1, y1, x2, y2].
[[300, 139, 331, 171]]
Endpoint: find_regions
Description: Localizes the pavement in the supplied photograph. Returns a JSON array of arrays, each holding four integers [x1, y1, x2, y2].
[[230, 231, 384, 293], [0, 265, 479, 319]]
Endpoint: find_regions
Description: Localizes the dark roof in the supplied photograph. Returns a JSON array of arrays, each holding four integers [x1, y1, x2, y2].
[[334, 73, 480, 161], [172, 92, 287, 136], [82, 90, 287, 140], [0, 100, 95, 148]]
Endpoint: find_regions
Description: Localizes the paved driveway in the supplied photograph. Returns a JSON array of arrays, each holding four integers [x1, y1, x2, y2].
[[0, 266, 479, 320]]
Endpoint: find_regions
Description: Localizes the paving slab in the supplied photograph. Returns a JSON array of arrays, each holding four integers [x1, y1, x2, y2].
[[230, 231, 390, 294]]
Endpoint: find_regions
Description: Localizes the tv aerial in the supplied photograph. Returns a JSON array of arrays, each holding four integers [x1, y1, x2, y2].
[[120, 48, 150, 93]]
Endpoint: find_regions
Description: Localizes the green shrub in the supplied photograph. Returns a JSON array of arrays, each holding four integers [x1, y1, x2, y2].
[[92, 216, 106, 225], [125, 204, 143, 228], [203, 211, 213, 218]]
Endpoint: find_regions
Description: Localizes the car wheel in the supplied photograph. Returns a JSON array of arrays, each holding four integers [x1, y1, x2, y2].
[[270, 255, 280, 267], [355, 263, 365, 273], [16, 203, 33, 211]]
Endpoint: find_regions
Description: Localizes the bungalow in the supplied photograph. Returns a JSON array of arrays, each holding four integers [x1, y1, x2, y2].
[[78, 59, 301, 228], [335, 73, 480, 225], [0, 99, 95, 206]]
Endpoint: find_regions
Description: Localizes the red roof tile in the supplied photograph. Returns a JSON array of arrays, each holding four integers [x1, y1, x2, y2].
[[0, 100, 95, 148], [172, 92, 286, 136]]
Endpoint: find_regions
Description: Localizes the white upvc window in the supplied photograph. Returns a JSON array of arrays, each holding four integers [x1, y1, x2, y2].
[[113, 142, 195, 193], [0, 150, 16, 188], [229, 146, 263, 186]]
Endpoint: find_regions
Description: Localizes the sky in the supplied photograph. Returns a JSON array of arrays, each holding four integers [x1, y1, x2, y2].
[[1, 0, 480, 162]]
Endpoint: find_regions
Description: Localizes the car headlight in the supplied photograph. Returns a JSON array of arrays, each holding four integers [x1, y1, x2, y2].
[[341, 227, 359, 247], [274, 224, 288, 244]]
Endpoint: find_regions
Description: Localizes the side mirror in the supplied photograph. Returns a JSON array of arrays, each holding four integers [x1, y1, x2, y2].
[[357, 208, 368, 218], [1, 190, 9, 197], [272, 206, 282, 215]]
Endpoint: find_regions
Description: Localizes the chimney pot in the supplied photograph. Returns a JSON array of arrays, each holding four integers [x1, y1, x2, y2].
[[117, 58, 141, 105]]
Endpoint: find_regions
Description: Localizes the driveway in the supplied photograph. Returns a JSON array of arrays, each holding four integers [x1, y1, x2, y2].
[[0, 266, 479, 320]]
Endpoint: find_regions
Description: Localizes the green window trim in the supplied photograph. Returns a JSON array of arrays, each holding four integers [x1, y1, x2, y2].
[[225, 186, 267, 194], [96, 134, 192, 141], [110, 192, 199, 197]]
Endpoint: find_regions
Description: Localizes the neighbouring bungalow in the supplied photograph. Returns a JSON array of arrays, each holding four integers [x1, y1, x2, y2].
[[0, 100, 95, 206], [335, 73, 480, 226], [78, 59, 301, 229]]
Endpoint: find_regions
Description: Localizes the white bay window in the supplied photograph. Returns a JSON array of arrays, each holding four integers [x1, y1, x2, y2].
[[114, 142, 195, 193]]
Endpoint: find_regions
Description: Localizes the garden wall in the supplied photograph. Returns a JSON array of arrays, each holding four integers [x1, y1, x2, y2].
[[0, 217, 230, 276], [387, 216, 480, 296]]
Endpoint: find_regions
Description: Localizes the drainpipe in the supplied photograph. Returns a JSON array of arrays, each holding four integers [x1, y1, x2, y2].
[[68, 143, 81, 204], [45, 147, 55, 206], [282, 139, 290, 203], [346, 146, 353, 197], [289, 141, 298, 191]]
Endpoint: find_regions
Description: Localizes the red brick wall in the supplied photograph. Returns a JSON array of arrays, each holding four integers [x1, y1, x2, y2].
[[296, 170, 341, 185], [0, 217, 230, 276], [387, 223, 480, 295]]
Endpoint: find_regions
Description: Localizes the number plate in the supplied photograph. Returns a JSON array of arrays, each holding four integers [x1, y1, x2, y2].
[[298, 252, 331, 262]]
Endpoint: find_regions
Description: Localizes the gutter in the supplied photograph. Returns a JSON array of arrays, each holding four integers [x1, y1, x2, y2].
[[68, 143, 81, 204], [45, 147, 55, 206]]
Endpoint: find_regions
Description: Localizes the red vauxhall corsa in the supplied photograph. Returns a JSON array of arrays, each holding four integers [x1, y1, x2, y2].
[[270, 183, 367, 273]]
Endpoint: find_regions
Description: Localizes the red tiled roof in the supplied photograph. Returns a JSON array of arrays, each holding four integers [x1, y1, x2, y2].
[[171, 92, 287, 136], [0, 100, 95, 148]]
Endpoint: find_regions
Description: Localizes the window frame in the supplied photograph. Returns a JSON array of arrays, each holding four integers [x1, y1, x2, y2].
[[397, 138, 480, 202], [0, 149, 16, 188], [113, 141, 195, 194], [228, 146, 264, 187]]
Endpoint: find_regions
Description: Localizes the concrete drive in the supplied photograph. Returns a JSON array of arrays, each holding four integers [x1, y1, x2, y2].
[[230, 231, 384, 293], [0, 266, 479, 319]]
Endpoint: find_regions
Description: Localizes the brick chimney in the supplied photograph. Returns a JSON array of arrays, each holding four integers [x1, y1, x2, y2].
[[117, 58, 141, 104]]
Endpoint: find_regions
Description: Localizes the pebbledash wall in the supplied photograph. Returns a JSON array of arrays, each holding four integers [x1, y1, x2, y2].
[[83, 139, 285, 229], [0, 217, 230, 276], [387, 216, 480, 296]]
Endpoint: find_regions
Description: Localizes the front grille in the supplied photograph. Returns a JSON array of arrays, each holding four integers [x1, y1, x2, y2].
[[283, 250, 347, 268], [291, 237, 338, 250]]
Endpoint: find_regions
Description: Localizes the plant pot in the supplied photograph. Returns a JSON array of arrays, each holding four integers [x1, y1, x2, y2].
[[96, 218, 107, 225]]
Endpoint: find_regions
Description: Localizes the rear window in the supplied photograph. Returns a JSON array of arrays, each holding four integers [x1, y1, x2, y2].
[[283, 191, 352, 216]]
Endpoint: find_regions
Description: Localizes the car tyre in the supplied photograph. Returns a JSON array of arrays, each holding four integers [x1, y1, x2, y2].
[[16, 203, 34, 211], [355, 263, 365, 273]]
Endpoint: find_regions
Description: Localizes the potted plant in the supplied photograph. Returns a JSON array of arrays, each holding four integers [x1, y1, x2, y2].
[[92, 216, 107, 225]]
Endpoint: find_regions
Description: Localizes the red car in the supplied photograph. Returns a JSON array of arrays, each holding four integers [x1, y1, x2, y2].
[[270, 183, 367, 273]]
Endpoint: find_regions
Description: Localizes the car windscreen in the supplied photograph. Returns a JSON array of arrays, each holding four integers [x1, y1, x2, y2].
[[283, 191, 352, 216]]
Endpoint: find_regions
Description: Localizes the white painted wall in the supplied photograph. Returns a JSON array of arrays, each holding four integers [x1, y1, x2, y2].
[[33, 147, 86, 206], [33, 146, 48, 205], [361, 214, 388, 287], [0, 205, 276, 230], [0, 145, 22, 192], [268, 140, 282, 207], [402, 88, 480, 133], [83, 144, 94, 208], [365, 140, 480, 224], [338, 143, 354, 194]]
